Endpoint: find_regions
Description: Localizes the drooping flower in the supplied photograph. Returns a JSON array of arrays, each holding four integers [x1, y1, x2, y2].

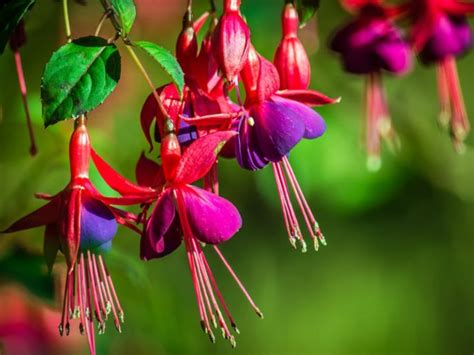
[[1, 117, 152, 355], [236, 45, 338, 251], [408, 0, 473, 152], [330, 0, 412, 170], [212, 0, 251, 84], [274, 2, 311, 90], [95, 126, 263, 346]]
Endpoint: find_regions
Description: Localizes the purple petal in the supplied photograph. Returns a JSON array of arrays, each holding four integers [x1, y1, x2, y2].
[[182, 186, 241, 245], [236, 115, 269, 170], [271, 95, 326, 139], [421, 15, 473, 62], [375, 38, 412, 74], [80, 197, 118, 252], [251, 96, 306, 162], [330, 16, 410, 74], [141, 190, 182, 260]]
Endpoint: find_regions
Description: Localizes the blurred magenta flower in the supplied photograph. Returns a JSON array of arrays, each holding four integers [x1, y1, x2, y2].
[[330, 0, 412, 170], [0, 285, 85, 355], [409, 0, 473, 151]]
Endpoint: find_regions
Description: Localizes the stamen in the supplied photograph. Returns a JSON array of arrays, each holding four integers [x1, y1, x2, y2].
[[191, 238, 233, 340], [273, 162, 304, 250], [59, 270, 70, 336], [98, 255, 122, 332], [441, 56, 470, 152], [436, 62, 450, 129], [91, 255, 108, 320], [79, 254, 96, 355], [365, 72, 399, 171], [100, 255, 124, 323], [186, 238, 214, 340], [212, 246, 263, 319], [175, 189, 247, 346], [87, 251, 104, 333], [281, 158, 326, 246]]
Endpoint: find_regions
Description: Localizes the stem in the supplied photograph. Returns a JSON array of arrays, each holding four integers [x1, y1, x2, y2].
[[98, 0, 123, 34], [62, 0, 72, 42], [95, 10, 111, 37], [13, 50, 37, 156], [209, 0, 216, 12], [124, 44, 170, 122]]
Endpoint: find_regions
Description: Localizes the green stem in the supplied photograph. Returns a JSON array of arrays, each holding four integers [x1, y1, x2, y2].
[[124, 44, 169, 121], [62, 0, 72, 42], [210, 0, 216, 12], [95, 10, 111, 37]]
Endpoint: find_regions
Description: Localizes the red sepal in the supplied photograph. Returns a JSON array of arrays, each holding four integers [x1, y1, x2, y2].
[[1, 198, 60, 233], [276, 89, 341, 107], [193, 11, 210, 33], [91, 148, 154, 196], [174, 131, 237, 185]]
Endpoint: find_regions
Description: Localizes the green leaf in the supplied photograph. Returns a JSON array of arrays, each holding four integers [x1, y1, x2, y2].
[[41, 36, 121, 126], [109, 0, 136, 35], [0, 0, 36, 54], [134, 40, 184, 96], [297, 0, 320, 27]]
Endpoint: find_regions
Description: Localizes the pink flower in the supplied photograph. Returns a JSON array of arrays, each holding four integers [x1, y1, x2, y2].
[[408, 0, 473, 151], [331, 0, 412, 170]]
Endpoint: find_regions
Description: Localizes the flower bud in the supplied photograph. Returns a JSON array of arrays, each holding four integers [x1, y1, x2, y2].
[[176, 10, 199, 77], [161, 117, 182, 181], [273, 3, 311, 90], [212, 0, 250, 83]]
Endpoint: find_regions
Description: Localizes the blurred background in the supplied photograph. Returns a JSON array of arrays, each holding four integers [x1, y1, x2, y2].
[[0, 1, 473, 354]]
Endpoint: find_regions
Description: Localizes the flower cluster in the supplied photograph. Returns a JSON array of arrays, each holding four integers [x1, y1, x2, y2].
[[2, 0, 472, 354], [2, 0, 336, 353]]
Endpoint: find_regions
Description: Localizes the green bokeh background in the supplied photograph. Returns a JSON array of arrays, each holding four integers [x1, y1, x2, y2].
[[1, 1, 473, 354]]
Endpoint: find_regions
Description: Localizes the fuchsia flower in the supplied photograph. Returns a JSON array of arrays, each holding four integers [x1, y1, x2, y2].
[[94, 124, 262, 345], [236, 45, 339, 250], [273, 2, 311, 90], [140, 130, 262, 345], [330, 0, 412, 170], [212, 0, 250, 84], [1, 117, 150, 355], [408, 0, 473, 151]]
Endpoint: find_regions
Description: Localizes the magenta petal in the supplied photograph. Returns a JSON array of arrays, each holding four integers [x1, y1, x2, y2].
[[272, 95, 326, 139], [141, 190, 182, 260], [182, 186, 241, 245], [251, 97, 306, 162]]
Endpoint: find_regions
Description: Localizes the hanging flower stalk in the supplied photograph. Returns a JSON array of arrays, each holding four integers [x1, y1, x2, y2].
[[407, 0, 473, 152], [330, 0, 412, 170]]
